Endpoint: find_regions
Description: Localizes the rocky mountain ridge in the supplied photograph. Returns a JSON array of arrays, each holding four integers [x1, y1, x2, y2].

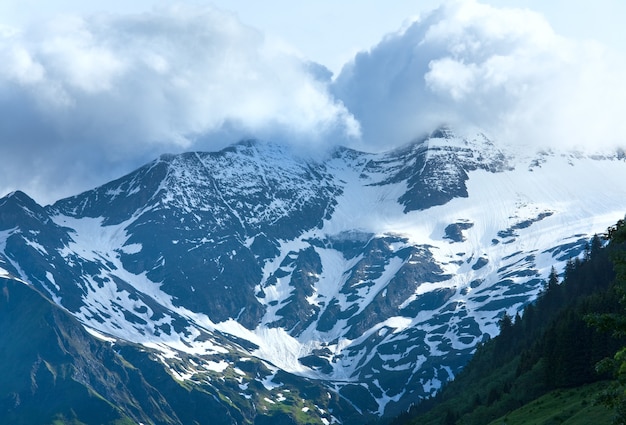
[[2, 129, 626, 422]]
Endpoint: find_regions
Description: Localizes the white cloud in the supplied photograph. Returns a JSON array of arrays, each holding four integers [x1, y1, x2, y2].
[[332, 0, 626, 151], [425, 58, 478, 100], [0, 4, 359, 204], [2, 0, 626, 205]]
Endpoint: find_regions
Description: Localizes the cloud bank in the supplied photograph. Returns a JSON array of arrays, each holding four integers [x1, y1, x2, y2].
[[332, 0, 626, 151], [1, 0, 626, 204], [0, 5, 358, 203]]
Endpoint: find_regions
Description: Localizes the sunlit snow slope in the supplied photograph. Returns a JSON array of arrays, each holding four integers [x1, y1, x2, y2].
[[1, 129, 626, 421]]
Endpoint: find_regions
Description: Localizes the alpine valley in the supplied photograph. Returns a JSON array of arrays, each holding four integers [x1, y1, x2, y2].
[[2, 128, 626, 424]]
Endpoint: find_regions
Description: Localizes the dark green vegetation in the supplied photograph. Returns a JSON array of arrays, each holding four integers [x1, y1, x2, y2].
[[394, 222, 626, 425]]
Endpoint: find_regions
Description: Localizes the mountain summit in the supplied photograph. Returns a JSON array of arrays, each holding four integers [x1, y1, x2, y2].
[[2, 130, 626, 422]]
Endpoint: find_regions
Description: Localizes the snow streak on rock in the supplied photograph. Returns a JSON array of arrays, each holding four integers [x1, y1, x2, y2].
[[1, 130, 626, 420]]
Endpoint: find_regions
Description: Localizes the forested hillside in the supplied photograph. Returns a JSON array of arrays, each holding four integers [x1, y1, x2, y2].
[[394, 219, 626, 425]]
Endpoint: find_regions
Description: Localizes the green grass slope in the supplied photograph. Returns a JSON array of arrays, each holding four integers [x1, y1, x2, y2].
[[0, 277, 146, 424], [486, 381, 614, 425]]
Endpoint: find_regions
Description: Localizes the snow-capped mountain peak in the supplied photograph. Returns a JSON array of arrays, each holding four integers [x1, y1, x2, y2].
[[2, 131, 626, 421]]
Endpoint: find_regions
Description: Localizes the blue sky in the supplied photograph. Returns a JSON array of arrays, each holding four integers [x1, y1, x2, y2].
[[0, 1, 625, 203]]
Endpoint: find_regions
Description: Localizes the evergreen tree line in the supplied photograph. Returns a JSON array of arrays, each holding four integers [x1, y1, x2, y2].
[[390, 226, 626, 425]]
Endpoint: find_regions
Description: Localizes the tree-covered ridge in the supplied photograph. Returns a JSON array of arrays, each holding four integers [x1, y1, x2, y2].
[[587, 218, 626, 423], [393, 221, 626, 425]]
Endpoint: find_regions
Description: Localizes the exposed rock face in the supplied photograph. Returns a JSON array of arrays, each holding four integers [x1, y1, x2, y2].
[[2, 129, 626, 422]]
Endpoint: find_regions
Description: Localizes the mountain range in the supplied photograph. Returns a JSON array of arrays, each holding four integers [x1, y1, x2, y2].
[[2, 128, 626, 424]]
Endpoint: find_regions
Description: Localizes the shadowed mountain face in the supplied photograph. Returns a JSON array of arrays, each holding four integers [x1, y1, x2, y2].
[[2, 130, 626, 422], [0, 276, 176, 425]]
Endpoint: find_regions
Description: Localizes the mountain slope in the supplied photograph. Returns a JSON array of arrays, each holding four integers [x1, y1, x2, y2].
[[0, 270, 358, 425], [394, 231, 626, 425], [0, 273, 171, 424], [484, 383, 614, 425], [2, 130, 626, 421]]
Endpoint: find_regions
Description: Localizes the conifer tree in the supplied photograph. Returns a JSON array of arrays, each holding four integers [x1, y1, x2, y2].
[[591, 233, 604, 257], [590, 218, 626, 423], [547, 266, 559, 290]]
